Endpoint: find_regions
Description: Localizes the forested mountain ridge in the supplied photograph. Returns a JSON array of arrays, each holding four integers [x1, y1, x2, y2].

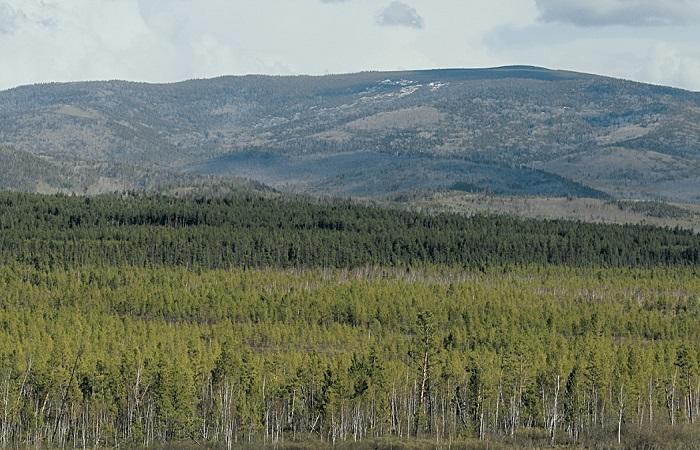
[[1, 66, 699, 201]]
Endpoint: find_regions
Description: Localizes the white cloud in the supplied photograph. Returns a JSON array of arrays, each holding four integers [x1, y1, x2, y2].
[[633, 43, 700, 90], [0, 2, 22, 34], [376, 1, 424, 29], [535, 0, 700, 27], [0, 0, 697, 91], [485, 22, 700, 91]]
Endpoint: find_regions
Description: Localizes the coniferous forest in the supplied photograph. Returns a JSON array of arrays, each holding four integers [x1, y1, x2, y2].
[[1, 191, 700, 449]]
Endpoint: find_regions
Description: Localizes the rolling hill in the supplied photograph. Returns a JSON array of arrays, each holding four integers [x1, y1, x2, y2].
[[1, 66, 699, 201]]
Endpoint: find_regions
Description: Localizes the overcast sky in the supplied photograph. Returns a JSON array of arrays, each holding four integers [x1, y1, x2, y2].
[[1, 0, 699, 91]]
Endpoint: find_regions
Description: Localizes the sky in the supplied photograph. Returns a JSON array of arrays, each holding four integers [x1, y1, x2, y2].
[[1, 0, 699, 91]]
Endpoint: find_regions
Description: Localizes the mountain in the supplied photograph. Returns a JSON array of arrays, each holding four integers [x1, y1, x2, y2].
[[1, 66, 699, 201]]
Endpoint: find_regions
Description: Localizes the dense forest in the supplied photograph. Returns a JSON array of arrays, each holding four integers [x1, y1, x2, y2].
[[0, 191, 699, 269], [1, 192, 700, 449]]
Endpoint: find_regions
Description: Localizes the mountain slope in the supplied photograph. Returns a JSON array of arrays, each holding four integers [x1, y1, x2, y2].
[[1, 66, 699, 201]]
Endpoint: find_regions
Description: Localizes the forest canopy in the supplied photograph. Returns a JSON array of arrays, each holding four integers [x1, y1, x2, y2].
[[0, 191, 698, 270], [0, 191, 699, 449]]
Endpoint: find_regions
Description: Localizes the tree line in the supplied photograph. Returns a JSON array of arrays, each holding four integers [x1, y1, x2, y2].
[[0, 191, 698, 270]]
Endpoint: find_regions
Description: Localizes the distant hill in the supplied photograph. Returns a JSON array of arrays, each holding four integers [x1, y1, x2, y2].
[[1, 66, 699, 201]]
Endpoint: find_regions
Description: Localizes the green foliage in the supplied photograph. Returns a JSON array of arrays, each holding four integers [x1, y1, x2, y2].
[[0, 191, 699, 447], [617, 200, 694, 219], [0, 264, 699, 447], [0, 191, 699, 270]]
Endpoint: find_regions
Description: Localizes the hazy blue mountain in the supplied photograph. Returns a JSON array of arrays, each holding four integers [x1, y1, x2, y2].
[[1, 66, 698, 201]]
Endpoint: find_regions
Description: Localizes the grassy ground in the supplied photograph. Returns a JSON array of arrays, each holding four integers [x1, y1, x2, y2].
[[400, 192, 700, 233], [146, 425, 700, 449]]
